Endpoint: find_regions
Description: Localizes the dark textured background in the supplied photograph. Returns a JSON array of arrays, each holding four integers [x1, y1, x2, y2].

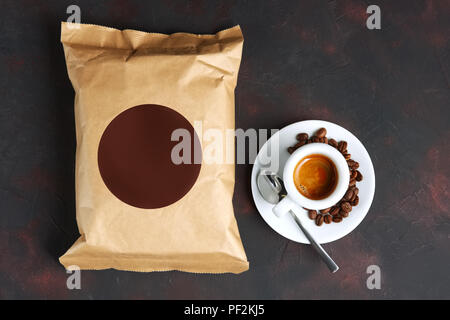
[[0, 0, 449, 299]]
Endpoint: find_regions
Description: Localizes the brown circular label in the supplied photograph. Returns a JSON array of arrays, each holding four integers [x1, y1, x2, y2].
[[98, 104, 202, 209]]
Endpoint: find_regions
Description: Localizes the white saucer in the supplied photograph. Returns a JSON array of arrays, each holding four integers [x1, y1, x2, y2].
[[251, 120, 375, 244]]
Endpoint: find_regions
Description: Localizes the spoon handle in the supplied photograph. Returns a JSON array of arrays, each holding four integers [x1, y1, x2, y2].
[[289, 210, 339, 273]]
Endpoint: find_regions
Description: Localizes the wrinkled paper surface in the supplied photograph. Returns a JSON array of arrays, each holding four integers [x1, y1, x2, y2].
[[59, 22, 249, 273]]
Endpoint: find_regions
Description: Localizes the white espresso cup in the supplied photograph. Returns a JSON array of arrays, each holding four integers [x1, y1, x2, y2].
[[273, 143, 350, 217]]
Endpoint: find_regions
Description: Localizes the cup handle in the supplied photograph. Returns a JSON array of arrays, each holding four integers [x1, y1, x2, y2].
[[272, 196, 296, 217]]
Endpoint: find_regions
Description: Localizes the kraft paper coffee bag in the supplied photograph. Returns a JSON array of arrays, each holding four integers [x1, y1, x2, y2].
[[59, 22, 249, 273]]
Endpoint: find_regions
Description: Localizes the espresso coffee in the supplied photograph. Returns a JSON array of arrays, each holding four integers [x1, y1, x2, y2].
[[293, 154, 338, 200]]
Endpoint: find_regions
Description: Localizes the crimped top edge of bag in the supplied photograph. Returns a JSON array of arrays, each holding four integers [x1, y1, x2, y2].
[[60, 22, 243, 51]]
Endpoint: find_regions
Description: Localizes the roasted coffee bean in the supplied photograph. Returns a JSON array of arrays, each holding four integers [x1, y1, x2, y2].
[[349, 178, 356, 187], [320, 207, 331, 214], [294, 140, 306, 148], [343, 189, 354, 201], [350, 191, 357, 202], [341, 201, 352, 213], [316, 128, 327, 138], [338, 141, 347, 153], [330, 206, 340, 216], [356, 170, 363, 181], [315, 215, 324, 226], [344, 153, 351, 160], [353, 187, 359, 195], [328, 138, 338, 148], [347, 162, 354, 169], [323, 137, 328, 144], [339, 210, 349, 218], [288, 147, 295, 154], [308, 210, 317, 220], [351, 195, 359, 206], [347, 159, 359, 169], [332, 216, 343, 223], [311, 136, 320, 143], [296, 133, 308, 141], [350, 170, 358, 180], [324, 215, 332, 224], [319, 137, 325, 143]]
